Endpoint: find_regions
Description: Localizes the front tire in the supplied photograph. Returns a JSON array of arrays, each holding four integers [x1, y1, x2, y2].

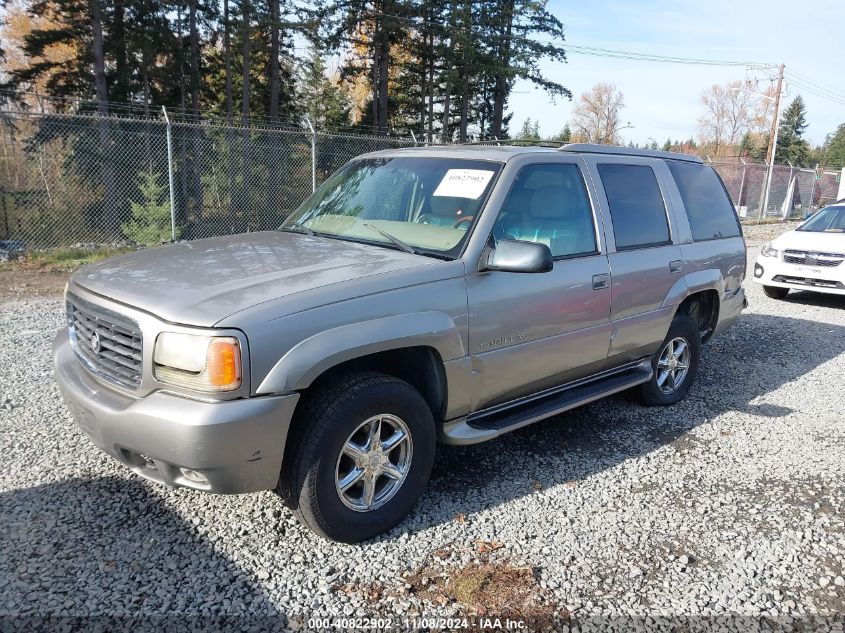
[[763, 285, 789, 300], [638, 314, 701, 406], [279, 372, 435, 543]]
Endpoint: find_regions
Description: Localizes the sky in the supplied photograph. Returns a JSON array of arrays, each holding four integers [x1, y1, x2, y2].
[[507, 0, 845, 147]]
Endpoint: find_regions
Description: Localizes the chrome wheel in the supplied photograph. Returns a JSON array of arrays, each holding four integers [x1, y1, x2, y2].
[[656, 337, 691, 395], [335, 414, 413, 512]]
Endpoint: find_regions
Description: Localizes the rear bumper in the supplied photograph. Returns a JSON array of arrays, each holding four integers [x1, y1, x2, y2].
[[54, 330, 299, 494], [713, 286, 747, 337], [753, 255, 845, 295]]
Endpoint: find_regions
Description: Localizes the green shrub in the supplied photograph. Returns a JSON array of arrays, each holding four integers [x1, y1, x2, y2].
[[121, 171, 178, 246]]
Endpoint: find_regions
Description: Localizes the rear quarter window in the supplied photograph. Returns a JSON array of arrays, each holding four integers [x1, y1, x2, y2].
[[667, 161, 741, 241]]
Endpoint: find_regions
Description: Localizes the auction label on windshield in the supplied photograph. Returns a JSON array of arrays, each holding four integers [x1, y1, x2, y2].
[[433, 169, 494, 199]]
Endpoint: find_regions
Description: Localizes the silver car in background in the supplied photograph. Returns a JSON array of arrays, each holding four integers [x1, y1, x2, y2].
[[54, 144, 746, 542]]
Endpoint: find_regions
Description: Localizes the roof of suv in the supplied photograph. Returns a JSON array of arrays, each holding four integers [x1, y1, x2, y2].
[[361, 143, 703, 164]]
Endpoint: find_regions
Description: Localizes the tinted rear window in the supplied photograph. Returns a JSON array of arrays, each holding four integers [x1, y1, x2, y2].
[[667, 161, 741, 241], [598, 164, 670, 250]]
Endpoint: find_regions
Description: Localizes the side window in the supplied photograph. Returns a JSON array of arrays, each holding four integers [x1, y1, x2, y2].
[[598, 164, 670, 250], [667, 161, 741, 240], [494, 163, 597, 258]]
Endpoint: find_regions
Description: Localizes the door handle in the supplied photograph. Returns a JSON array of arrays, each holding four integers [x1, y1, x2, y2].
[[592, 273, 609, 290], [669, 260, 682, 274]]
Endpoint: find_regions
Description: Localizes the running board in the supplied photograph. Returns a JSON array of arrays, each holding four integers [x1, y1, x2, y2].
[[439, 360, 653, 445]]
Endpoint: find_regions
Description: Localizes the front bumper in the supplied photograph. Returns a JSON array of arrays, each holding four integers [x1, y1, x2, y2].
[[54, 330, 299, 494], [753, 255, 845, 295]]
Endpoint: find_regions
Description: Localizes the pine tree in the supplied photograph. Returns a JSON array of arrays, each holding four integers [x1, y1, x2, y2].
[[300, 44, 351, 128], [122, 171, 177, 246], [485, 0, 570, 139], [821, 123, 845, 169], [9, 0, 98, 102], [547, 124, 571, 143], [518, 117, 540, 139], [776, 96, 811, 166]]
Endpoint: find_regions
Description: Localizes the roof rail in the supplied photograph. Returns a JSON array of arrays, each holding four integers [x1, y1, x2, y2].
[[559, 143, 703, 164], [463, 138, 566, 148]]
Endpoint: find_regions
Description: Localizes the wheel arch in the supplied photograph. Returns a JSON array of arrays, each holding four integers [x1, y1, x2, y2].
[[255, 311, 463, 419], [662, 269, 724, 341], [304, 346, 449, 421]]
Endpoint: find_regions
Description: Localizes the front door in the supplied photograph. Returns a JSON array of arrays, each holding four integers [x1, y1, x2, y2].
[[466, 159, 612, 412]]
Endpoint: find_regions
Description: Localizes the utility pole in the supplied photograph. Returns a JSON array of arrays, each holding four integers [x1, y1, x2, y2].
[[759, 63, 785, 221]]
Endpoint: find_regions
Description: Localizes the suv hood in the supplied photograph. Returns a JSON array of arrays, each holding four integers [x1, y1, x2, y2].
[[772, 230, 845, 253], [70, 232, 435, 326]]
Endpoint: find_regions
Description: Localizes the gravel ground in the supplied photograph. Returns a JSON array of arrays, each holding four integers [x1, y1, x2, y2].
[[1, 246, 843, 631]]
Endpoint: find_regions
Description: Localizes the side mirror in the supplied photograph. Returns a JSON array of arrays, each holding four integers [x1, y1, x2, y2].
[[483, 239, 553, 273]]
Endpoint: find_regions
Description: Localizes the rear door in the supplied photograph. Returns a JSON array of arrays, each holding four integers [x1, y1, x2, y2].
[[583, 156, 683, 364], [663, 160, 746, 301]]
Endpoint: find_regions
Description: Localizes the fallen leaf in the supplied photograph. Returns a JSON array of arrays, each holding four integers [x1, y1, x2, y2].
[[531, 480, 544, 491], [564, 481, 577, 489], [475, 539, 505, 553], [454, 513, 466, 523]]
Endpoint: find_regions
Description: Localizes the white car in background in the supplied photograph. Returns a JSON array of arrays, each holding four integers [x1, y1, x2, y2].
[[754, 203, 845, 299]]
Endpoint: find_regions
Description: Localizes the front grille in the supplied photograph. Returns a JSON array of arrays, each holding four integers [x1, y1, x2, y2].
[[67, 294, 143, 389], [783, 250, 843, 267]]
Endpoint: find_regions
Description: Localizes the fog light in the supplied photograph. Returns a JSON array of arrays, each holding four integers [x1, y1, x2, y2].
[[179, 468, 209, 485], [754, 263, 764, 278]]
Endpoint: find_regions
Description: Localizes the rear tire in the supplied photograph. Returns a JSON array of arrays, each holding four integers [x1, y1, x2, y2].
[[278, 372, 435, 543], [763, 285, 789, 300], [638, 314, 701, 406]]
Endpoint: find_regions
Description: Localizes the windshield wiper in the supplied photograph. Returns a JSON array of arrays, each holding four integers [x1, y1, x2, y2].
[[280, 221, 314, 236], [362, 223, 417, 254]]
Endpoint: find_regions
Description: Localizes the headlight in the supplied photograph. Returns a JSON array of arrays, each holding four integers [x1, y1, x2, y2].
[[154, 332, 242, 392], [761, 242, 779, 258]]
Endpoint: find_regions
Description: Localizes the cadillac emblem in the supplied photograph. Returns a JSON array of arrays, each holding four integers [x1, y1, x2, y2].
[[90, 331, 101, 354]]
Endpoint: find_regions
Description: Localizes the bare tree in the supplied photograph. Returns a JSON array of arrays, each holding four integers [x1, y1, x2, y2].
[[751, 84, 777, 134], [571, 83, 626, 145], [698, 80, 756, 158]]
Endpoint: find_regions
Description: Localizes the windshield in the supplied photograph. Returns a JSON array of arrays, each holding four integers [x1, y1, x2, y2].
[[797, 205, 845, 233], [281, 157, 502, 257]]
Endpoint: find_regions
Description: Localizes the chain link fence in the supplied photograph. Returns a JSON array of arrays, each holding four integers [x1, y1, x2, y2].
[[710, 160, 842, 221], [0, 109, 415, 251], [1, 107, 842, 252]]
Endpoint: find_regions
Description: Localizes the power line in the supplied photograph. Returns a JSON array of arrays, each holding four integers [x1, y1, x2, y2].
[[784, 73, 845, 104], [784, 70, 845, 98], [784, 75, 845, 105], [565, 43, 763, 67]]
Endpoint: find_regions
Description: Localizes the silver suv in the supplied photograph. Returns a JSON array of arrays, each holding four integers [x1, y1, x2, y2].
[[54, 144, 747, 542]]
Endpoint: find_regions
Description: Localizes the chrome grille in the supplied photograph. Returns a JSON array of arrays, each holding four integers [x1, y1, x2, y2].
[[783, 250, 843, 267], [67, 294, 143, 389]]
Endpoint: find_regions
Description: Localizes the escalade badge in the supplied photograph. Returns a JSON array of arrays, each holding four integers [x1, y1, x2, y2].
[[90, 331, 101, 354]]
